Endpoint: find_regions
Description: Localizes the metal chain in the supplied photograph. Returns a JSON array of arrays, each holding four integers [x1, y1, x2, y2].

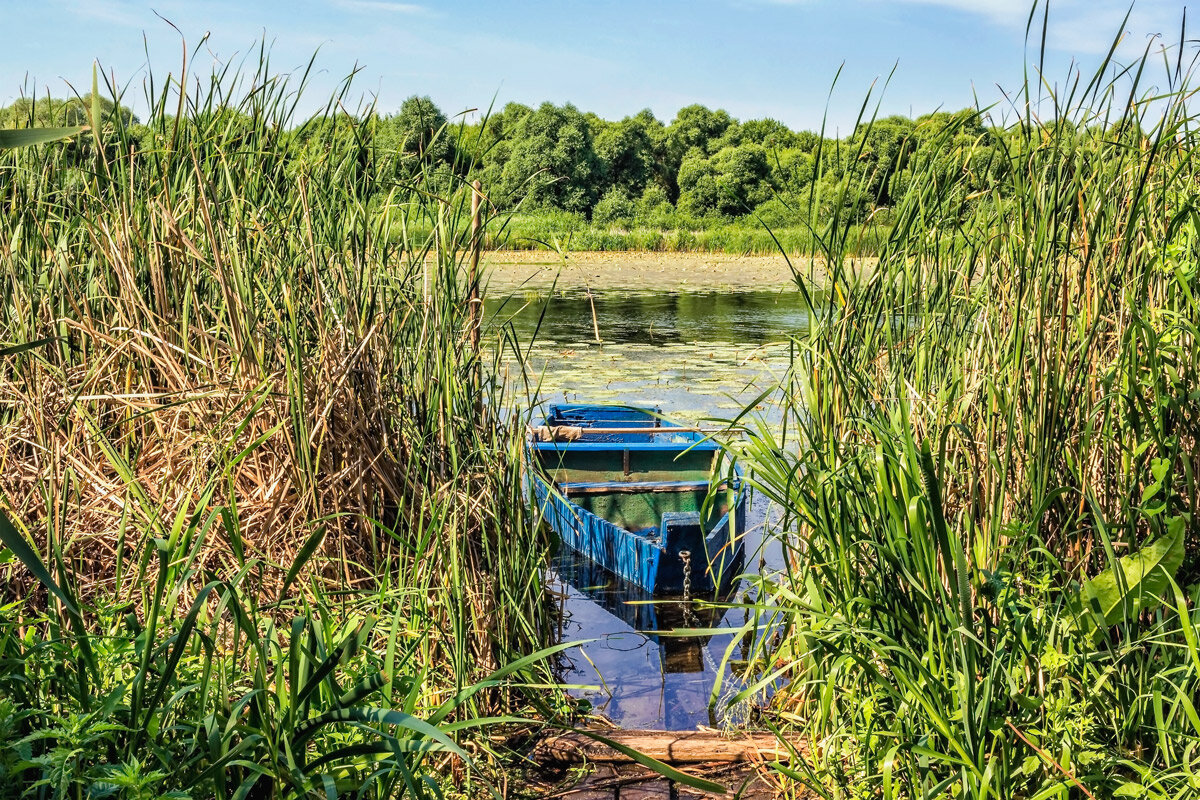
[[679, 549, 691, 602]]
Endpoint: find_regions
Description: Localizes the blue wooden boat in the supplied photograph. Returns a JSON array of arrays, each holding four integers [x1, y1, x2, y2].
[[551, 552, 738, 673], [528, 404, 747, 595]]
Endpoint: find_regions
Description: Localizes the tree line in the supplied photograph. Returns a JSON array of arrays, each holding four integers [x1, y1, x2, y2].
[[1, 91, 1142, 231]]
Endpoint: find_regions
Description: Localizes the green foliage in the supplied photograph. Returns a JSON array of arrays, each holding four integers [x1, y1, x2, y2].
[[848, 114, 914, 204], [1073, 515, 1188, 631], [738, 117, 799, 149], [0, 93, 136, 129], [594, 111, 664, 198], [0, 53, 560, 800], [667, 104, 735, 159], [497, 102, 604, 214], [678, 143, 773, 216], [722, 16, 1200, 798], [376, 95, 457, 183], [592, 186, 635, 226], [768, 147, 814, 190], [0, 82, 1017, 252]]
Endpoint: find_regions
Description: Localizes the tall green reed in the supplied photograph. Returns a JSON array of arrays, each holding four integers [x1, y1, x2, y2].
[[728, 8, 1200, 798], [0, 46, 556, 798]]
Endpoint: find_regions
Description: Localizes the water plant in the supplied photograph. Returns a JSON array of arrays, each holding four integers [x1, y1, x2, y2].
[[0, 48, 557, 798], [726, 6, 1200, 798]]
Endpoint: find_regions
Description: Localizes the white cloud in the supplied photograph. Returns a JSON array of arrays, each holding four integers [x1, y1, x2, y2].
[[334, 0, 427, 13], [890, 0, 1039, 25], [891, 0, 1185, 55]]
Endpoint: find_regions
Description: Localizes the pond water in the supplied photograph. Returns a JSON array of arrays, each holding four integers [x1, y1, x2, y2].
[[489, 288, 814, 730], [491, 289, 819, 422]]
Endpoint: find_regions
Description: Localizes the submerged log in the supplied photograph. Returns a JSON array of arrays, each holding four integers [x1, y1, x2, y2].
[[535, 729, 798, 765]]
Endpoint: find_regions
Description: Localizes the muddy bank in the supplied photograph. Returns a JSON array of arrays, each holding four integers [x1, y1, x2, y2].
[[481, 251, 856, 294]]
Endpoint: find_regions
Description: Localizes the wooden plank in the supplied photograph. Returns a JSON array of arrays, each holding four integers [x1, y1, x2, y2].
[[531, 425, 728, 436], [535, 729, 799, 765], [561, 480, 720, 496]]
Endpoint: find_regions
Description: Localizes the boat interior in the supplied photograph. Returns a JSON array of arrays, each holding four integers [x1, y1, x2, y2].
[[531, 405, 738, 539]]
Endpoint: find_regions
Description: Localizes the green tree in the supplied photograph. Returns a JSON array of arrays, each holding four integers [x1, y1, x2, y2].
[[497, 102, 603, 213], [473, 102, 532, 188], [668, 104, 735, 158], [377, 95, 456, 181], [676, 149, 719, 215], [592, 186, 635, 226], [792, 130, 822, 153], [770, 147, 814, 190], [678, 142, 771, 216], [739, 118, 799, 150], [286, 113, 371, 193], [595, 112, 661, 198], [889, 109, 1002, 210], [0, 94, 137, 129], [848, 114, 915, 205]]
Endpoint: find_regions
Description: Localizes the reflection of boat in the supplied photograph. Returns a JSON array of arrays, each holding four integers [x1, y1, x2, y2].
[[552, 552, 741, 674], [529, 404, 747, 595]]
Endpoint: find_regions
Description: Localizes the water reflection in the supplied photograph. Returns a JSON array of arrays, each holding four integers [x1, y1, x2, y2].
[[505, 289, 803, 729], [552, 551, 740, 674], [494, 290, 816, 424], [548, 483, 782, 730], [488, 288, 820, 347]]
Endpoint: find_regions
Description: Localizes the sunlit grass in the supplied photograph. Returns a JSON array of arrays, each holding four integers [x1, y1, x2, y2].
[[724, 9, 1200, 799], [0, 53, 559, 798]]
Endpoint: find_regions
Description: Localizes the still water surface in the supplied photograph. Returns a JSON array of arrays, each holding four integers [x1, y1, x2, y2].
[[490, 288, 813, 729]]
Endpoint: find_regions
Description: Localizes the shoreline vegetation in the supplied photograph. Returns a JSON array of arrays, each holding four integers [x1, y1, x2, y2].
[[483, 214, 892, 257], [2, 6, 1200, 800], [0, 61, 570, 800]]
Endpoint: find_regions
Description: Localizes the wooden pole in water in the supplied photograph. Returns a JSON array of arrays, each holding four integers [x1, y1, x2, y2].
[[469, 180, 484, 420]]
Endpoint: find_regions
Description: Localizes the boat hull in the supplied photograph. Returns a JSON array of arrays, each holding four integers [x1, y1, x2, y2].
[[529, 404, 747, 595]]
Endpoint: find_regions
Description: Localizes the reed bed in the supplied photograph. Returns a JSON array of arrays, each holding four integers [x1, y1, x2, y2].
[[726, 11, 1200, 799], [0, 57, 556, 797]]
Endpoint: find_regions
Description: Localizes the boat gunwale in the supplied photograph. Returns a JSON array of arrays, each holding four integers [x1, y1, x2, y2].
[[560, 478, 737, 495], [528, 403, 747, 592], [532, 468, 742, 552], [529, 440, 723, 453]]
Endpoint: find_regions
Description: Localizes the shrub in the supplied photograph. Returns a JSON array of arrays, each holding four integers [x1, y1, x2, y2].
[[591, 186, 635, 226]]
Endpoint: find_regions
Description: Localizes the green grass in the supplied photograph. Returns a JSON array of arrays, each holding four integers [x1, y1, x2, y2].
[[472, 209, 891, 255], [718, 12, 1200, 800], [0, 60, 561, 798]]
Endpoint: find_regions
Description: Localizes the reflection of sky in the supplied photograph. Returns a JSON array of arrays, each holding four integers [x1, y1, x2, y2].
[[549, 499, 785, 731]]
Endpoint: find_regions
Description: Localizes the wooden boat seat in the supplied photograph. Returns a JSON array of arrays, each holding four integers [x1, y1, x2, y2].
[[560, 479, 722, 496]]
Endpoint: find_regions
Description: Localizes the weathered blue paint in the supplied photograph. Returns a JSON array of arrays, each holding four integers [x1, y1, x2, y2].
[[529, 404, 747, 594]]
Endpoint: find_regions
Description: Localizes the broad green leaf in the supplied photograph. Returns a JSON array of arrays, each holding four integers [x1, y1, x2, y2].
[[0, 127, 85, 149], [1139, 457, 1171, 513], [1072, 515, 1187, 629], [0, 507, 78, 615]]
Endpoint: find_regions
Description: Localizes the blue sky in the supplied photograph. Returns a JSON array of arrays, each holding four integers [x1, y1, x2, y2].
[[1, 0, 1190, 133]]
